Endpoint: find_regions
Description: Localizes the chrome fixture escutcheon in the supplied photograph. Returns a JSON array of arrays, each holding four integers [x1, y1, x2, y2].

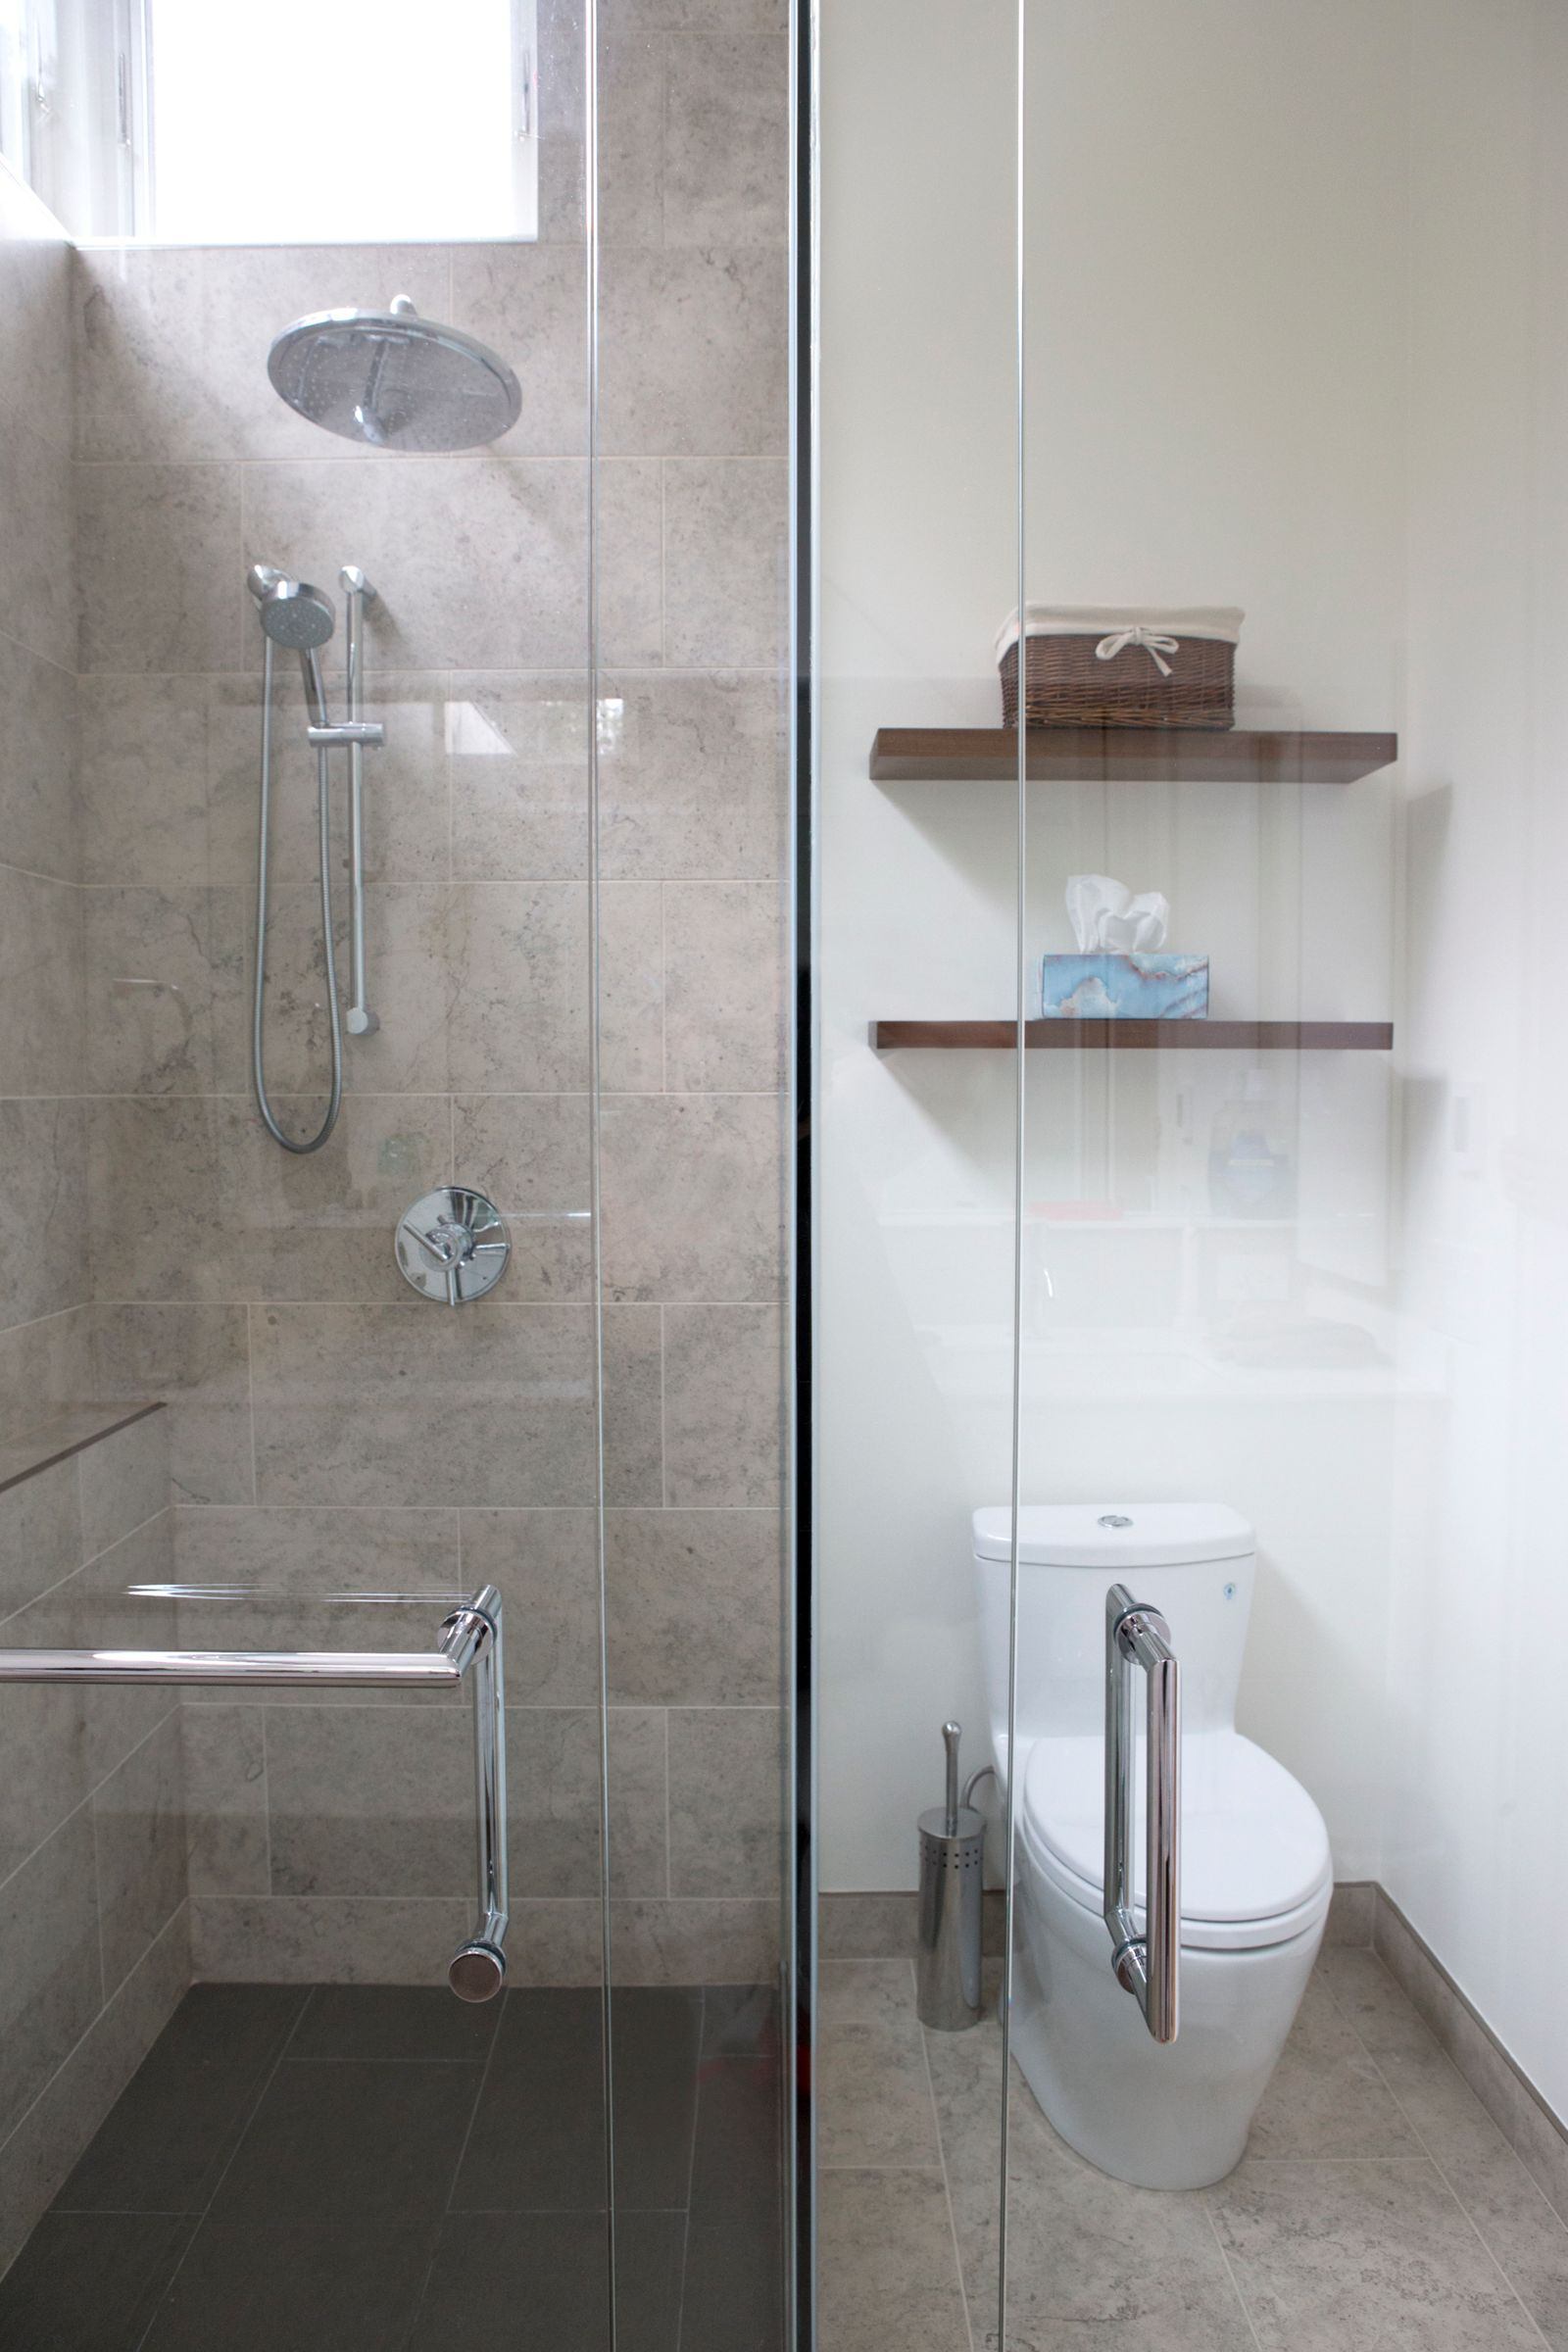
[[396, 1187, 511, 1305]]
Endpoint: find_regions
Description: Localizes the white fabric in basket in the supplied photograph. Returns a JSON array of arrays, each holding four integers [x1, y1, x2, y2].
[[994, 605, 1244, 663]]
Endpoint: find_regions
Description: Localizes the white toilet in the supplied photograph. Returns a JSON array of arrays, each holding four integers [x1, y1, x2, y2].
[[972, 1502, 1332, 2190]]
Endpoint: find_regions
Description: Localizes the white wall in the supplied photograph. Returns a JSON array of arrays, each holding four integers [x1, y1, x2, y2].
[[1385, 0, 1568, 2123], [818, 0, 1406, 1890]]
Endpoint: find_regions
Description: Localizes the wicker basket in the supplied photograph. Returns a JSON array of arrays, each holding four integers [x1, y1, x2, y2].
[[997, 607, 1243, 730]]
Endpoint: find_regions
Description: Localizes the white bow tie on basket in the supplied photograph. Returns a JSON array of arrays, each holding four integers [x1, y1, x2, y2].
[[1094, 624, 1181, 677]]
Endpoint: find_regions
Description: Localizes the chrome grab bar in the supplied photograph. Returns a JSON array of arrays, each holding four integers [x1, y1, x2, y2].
[[1103, 1581, 1181, 2043], [0, 1584, 510, 2004]]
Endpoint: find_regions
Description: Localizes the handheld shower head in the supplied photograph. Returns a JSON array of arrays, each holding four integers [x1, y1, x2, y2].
[[248, 568, 336, 652]]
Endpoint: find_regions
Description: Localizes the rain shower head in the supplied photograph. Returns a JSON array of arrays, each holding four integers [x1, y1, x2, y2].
[[267, 294, 522, 453], [248, 567, 336, 652]]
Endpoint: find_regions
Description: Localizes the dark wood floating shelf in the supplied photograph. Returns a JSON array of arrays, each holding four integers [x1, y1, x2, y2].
[[869, 726, 1398, 785], [872, 1019, 1395, 1053]]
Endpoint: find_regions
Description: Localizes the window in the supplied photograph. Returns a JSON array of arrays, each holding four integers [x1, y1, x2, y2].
[[0, 0, 538, 244]]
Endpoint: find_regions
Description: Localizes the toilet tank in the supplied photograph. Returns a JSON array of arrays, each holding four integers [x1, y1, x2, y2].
[[972, 1504, 1256, 1762]]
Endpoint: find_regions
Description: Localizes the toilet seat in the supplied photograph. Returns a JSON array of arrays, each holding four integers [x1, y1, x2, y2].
[[1020, 1730, 1332, 1953]]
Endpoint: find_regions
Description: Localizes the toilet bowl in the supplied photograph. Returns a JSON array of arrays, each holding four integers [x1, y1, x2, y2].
[[973, 1503, 1332, 2190]]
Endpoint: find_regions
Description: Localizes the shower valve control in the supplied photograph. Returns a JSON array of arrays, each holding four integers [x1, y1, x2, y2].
[[396, 1188, 511, 1306]]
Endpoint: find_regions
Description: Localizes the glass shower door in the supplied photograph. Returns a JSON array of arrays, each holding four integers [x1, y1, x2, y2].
[[1003, 4, 1401, 2345]]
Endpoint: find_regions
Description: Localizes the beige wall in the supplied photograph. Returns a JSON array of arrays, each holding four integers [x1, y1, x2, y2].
[[0, 162, 190, 2273], [69, 0, 790, 1984], [0, 1412, 188, 2272], [0, 165, 90, 1429]]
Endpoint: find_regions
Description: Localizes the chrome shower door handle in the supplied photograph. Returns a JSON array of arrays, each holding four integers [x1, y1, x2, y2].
[[1103, 1581, 1181, 2043], [0, 1584, 511, 2004]]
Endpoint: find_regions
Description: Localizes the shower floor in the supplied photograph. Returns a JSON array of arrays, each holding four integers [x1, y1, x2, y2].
[[0, 1981, 783, 2352], [817, 1940, 1568, 2350]]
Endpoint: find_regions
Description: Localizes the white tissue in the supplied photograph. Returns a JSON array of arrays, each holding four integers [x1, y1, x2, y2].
[[1065, 874, 1170, 955]]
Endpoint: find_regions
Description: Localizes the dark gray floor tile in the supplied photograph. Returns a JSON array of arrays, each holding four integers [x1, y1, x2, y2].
[[138, 2220, 439, 2352], [612, 1988, 703, 2212], [701, 1985, 779, 2058], [616, 2212, 686, 2352], [680, 2215, 784, 2352], [689, 2054, 781, 2221], [0, 2213, 193, 2352], [406, 2212, 612, 2351], [289, 1984, 500, 2066], [54, 1988, 308, 2214], [209, 2060, 482, 2222], [451, 1987, 607, 2211], [146, 1985, 309, 2076]]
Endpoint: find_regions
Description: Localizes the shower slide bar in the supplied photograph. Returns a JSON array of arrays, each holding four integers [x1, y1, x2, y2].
[[1103, 1581, 1181, 2043], [0, 1583, 510, 2004]]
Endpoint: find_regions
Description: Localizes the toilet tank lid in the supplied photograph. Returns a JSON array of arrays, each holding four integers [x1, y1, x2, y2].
[[971, 1503, 1253, 1568]]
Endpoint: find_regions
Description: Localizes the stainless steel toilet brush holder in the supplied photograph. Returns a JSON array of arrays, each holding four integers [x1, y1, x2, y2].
[[917, 1722, 984, 2031]]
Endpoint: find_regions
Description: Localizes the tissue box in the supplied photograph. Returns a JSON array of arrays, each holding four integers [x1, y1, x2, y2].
[[1040, 953, 1209, 1019]]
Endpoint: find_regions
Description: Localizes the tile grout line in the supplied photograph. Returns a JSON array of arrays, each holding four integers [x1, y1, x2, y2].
[[1200, 2200, 1268, 2352], [1317, 1957, 1555, 2348], [404, 1973, 511, 2347], [917, 1966, 976, 2352], [0, 1695, 183, 1910], [672, 1979, 707, 2352], [259, 1708, 273, 1899], [662, 1707, 672, 1898], [659, 1301, 667, 1508], [0, 1900, 190, 2183], [130, 1984, 318, 2352], [244, 1301, 259, 1506], [0, 1495, 175, 1641]]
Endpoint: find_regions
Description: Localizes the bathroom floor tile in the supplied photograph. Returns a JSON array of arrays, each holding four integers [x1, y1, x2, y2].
[[836, 1932, 1568, 2350], [818, 1958, 917, 2028], [1247, 1974, 1422, 2159], [614, 2210, 688, 2352], [138, 2219, 440, 2352], [1209, 2158, 1543, 2348], [680, 2214, 785, 2352], [208, 2058, 482, 2222], [689, 2051, 783, 2220], [405, 2211, 612, 2351], [450, 1985, 607, 2212], [53, 1985, 309, 2214], [287, 1983, 501, 2066], [817, 2169, 970, 2352], [701, 1980, 781, 2056], [0, 1979, 784, 2349], [611, 1986, 704, 2212], [818, 2018, 941, 2169], [0, 2212, 194, 2352]]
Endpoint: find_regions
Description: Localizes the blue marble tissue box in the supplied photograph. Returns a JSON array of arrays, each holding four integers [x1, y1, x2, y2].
[[1039, 953, 1209, 1019]]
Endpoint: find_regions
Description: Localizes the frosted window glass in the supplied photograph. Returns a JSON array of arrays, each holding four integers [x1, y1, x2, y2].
[[145, 0, 535, 243]]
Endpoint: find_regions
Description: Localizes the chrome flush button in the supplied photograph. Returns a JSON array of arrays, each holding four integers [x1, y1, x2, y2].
[[1099, 1513, 1133, 1529]]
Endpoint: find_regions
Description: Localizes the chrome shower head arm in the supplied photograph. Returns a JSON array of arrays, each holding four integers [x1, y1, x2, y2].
[[300, 646, 329, 727]]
